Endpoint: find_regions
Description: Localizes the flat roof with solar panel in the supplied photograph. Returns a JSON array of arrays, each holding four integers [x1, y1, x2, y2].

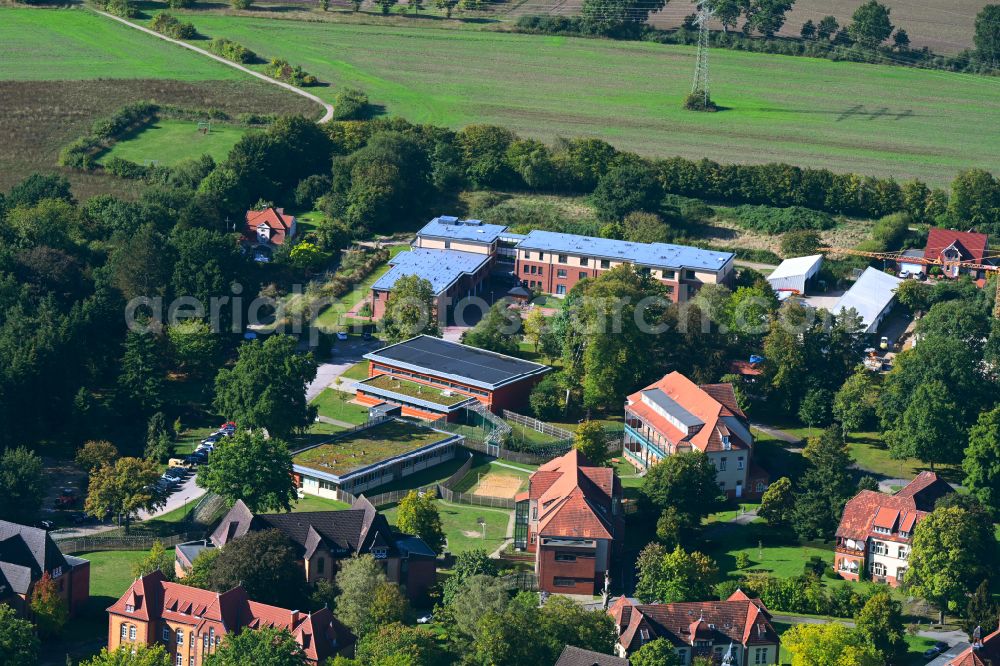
[[364, 335, 550, 390], [515, 230, 734, 272]]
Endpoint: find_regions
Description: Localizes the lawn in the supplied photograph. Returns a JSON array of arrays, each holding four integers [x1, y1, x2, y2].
[[99, 119, 248, 166], [316, 245, 408, 328], [168, 12, 1000, 185], [382, 499, 511, 554], [311, 387, 372, 424], [290, 495, 352, 512], [341, 360, 372, 382], [360, 374, 473, 407], [76, 549, 169, 599], [292, 419, 452, 476]]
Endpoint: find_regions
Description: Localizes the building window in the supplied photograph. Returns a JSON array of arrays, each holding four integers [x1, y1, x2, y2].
[[872, 562, 887, 577], [677, 649, 687, 661], [162, 626, 170, 641], [554, 552, 577, 562], [125, 604, 134, 612], [121, 625, 127, 640], [317, 557, 325, 575], [896, 567, 907, 581], [580, 257, 588, 266], [754, 647, 768, 664], [372, 547, 388, 559], [553, 577, 576, 587], [663, 270, 675, 280], [176, 655, 183, 666], [444, 241, 451, 249], [898, 546, 907, 559], [523, 265, 529, 273], [556, 269, 567, 278], [685, 270, 696, 280], [600, 259, 610, 269], [176, 630, 184, 646], [556, 285, 566, 295], [737, 456, 745, 470], [579, 272, 587, 280], [202, 634, 208, 654], [538, 267, 543, 275], [558, 254, 567, 263], [529, 265, 536, 274], [719, 457, 727, 471], [52, 566, 63, 578], [538, 252, 544, 260], [129, 625, 136, 641], [190, 658, 195, 666]]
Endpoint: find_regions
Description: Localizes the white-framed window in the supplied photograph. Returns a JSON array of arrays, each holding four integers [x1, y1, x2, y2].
[[125, 604, 134, 612], [556, 269, 567, 278], [162, 626, 170, 641], [737, 456, 745, 470], [372, 547, 388, 559], [176, 629, 184, 646], [129, 625, 136, 641], [176, 655, 183, 666], [121, 624, 127, 640], [719, 457, 727, 471], [556, 285, 566, 295], [52, 566, 63, 578], [553, 577, 576, 587], [443, 241, 450, 249], [872, 562, 887, 577], [898, 546, 908, 559], [190, 657, 195, 666], [754, 647, 768, 664]]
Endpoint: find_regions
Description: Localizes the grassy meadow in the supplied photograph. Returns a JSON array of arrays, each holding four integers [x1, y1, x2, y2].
[[168, 12, 1000, 185], [99, 119, 249, 166]]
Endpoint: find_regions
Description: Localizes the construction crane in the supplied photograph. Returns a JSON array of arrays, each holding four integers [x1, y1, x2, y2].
[[818, 246, 1000, 318]]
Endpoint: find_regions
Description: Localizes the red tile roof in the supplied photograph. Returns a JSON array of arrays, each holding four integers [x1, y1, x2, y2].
[[531, 449, 620, 541], [245, 207, 296, 246], [625, 372, 750, 454], [948, 624, 1000, 665], [108, 571, 350, 662], [610, 593, 779, 654], [924, 228, 989, 264], [836, 473, 952, 544]]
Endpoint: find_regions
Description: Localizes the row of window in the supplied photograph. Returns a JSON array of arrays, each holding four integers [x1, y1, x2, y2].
[[870, 541, 908, 559], [871, 562, 907, 580], [717, 456, 745, 472]]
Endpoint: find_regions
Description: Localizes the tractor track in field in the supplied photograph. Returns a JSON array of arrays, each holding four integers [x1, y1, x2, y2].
[[86, 7, 335, 124]]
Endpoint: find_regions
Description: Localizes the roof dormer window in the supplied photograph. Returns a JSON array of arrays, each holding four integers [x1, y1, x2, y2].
[[721, 435, 731, 450]]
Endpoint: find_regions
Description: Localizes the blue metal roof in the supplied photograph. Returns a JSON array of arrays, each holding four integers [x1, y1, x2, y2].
[[416, 216, 508, 244], [372, 248, 489, 295], [515, 230, 734, 272]]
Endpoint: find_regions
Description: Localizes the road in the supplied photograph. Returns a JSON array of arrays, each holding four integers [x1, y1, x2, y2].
[[306, 338, 383, 401], [137, 473, 204, 521], [87, 8, 334, 123]]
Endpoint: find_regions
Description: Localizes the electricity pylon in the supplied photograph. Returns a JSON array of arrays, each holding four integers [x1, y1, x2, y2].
[[691, 1, 714, 107]]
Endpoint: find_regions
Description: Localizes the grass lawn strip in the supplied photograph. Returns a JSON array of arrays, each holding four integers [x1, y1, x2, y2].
[[361, 374, 472, 407], [310, 387, 371, 424], [382, 499, 511, 554], [292, 420, 451, 477]]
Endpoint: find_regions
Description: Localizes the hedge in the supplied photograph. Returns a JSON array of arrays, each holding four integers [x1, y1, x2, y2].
[[150, 12, 198, 40], [208, 38, 256, 64]]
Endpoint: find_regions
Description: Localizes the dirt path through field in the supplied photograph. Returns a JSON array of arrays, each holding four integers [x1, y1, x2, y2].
[[86, 7, 334, 123]]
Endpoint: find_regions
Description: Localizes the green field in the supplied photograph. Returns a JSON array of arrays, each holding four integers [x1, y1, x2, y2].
[[168, 13, 1000, 185], [310, 387, 372, 424], [382, 499, 510, 554], [100, 119, 248, 166]]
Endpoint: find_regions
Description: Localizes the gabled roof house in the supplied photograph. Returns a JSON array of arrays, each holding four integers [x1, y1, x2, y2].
[[924, 227, 990, 278], [0, 520, 89, 617], [608, 590, 780, 664], [107, 570, 350, 664]]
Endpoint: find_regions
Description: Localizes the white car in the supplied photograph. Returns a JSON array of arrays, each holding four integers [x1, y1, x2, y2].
[[336, 331, 349, 341], [416, 614, 433, 624]]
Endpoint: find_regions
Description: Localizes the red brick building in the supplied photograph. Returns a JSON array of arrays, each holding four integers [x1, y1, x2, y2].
[[356, 335, 550, 419], [924, 227, 990, 279], [0, 520, 89, 618], [608, 591, 780, 664], [177, 496, 437, 602], [834, 472, 953, 587], [514, 230, 735, 302], [243, 207, 297, 261], [107, 571, 350, 664], [513, 450, 624, 595]]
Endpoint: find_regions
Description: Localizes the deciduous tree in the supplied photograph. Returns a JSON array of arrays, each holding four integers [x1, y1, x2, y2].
[[461, 301, 520, 355], [635, 543, 718, 604], [0, 603, 38, 666], [642, 451, 724, 528], [782, 622, 881, 666], [758, 476, 795, 527], [167, 319, 222, 379], [130, 540, 175, 581], [84, 456, 162, 532], [379, 275, 440, 344], [446, 574, 510, 641], [975, 5, 1000, 67], [205, 529, 308, 608], [30, 571, 68, 637], [833, 368, 880, 434], [854, 590, 907, 665], [76, 440, 119, 475], [213, 334, 317, 438], [630, 638, 682, 666], [355, 623, 442, 666], [335, 555, 409, 637], [441, 549, 498, 605], [396, 490, 446, 554], [743, 0, 793, 37], [204, 626, 307, 666], [591, 160, 663, 222], [963, 406, 1000, 516], [573, 420, 610, 467], [849, 0, 894, 48], [81, 644, 171, 666], [196, 431, 297, 513]]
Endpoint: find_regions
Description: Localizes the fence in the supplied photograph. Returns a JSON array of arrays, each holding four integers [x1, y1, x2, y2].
[[55, 530, 204, 555], [502, 410, 573, 440]]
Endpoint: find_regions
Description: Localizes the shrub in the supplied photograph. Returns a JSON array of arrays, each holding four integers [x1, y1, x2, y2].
[[236, 112, 277, 126], [726, 204, 836, 234], [683, 92, 719, 112], [91, 102, 157, 140], [104, 0, 137, 17], [168, 0, 196, 7], [231, 0, 252, 8], [103, 157, 150, 180], [208, 38, 256, 64], [150, 12, 198, 39], [333, 88, 372, 121], [264, 59, 318, 86], [295, 175, 332, 209]]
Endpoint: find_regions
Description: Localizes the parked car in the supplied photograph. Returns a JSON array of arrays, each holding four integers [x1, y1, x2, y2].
[[197, 442, 215, 453], [362, 331, 374, 341], [879, 336, 890, 350], [923, 642, 949, 658], [416, 613, 433, 624], [219, 421, 236, 432], [169, 458, 194, 469], [55, 488, 78, 508], [336, 331, 349, 341], [70, 512, 91, 525], [35, 520, 54, 531]]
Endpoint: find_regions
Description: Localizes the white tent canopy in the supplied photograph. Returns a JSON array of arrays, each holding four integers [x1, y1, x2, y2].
[[834, 267, 904, 334], [767, 254, 823, 294]]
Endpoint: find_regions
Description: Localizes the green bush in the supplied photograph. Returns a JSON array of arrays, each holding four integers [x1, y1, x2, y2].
[[150, 12, 198, 39], [264, 59, 318, 87], [168, 0, 196, 7], [236, 112, 277, 126], [726, 204, 836, 234], [231, 0, 252, 8], [103, 157, 149, 180], [332, 89, 371, 121], [208, 38, 256, 64], [103, 0, 137, 17]]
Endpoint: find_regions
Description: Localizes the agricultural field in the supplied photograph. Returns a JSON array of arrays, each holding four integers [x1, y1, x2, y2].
[[99, 119, 248, 167], [0, 7, 318, 194], [503, 0, 989, 54], [169, 13, 1000, 185]]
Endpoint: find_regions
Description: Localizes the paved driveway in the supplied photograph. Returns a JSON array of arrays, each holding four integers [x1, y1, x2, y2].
[[307, 338, 383, 401]]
